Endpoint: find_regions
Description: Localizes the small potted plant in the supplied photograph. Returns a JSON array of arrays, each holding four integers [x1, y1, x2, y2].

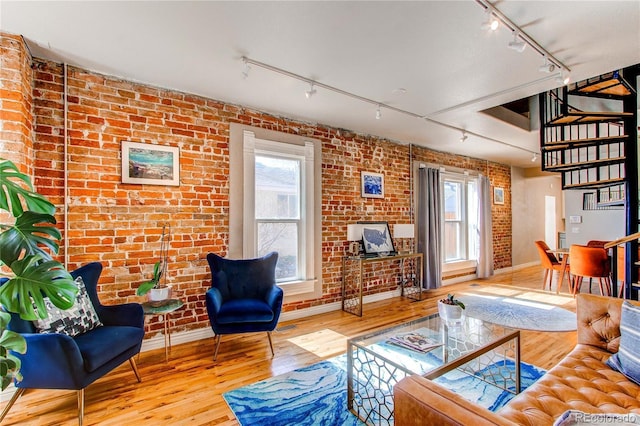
[[136, 224, 171, 305], [438, 294, 466, 323]]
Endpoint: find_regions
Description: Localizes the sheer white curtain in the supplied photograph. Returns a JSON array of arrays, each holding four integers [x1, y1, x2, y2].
[[476, 175, 494, 278], [417, 167, 442, 289]]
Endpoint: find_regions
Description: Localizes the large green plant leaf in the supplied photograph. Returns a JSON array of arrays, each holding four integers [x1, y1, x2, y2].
[[0, 255, 78, 320], [0, 311, 25, 390], [0, 159, 55, 217], [0, 211, 60, 267]]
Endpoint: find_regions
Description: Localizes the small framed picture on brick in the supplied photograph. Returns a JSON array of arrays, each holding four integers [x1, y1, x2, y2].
[[494, 187, 505, 205], [361, 171, 384, 198], [121, 141, 180, 186]]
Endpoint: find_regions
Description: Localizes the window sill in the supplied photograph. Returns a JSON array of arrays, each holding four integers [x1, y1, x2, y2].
[[442, 260, 477, 274], [279, 279, 316, 297]]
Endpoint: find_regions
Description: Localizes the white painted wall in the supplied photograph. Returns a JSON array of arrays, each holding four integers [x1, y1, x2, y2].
[[564, 189, 625, 246], [511, 167, 564, 266]]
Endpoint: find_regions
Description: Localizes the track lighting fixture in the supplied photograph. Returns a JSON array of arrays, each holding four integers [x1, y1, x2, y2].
[[480, 9, 499, 31], [539, 56, 555, 73], [240, 54, 541, 160], [508, 31, 526, 53], [556, 70, 571, 86], [531, 153, 538, 162], [305, 82, 317, 99], [241, 58, 251, 79]]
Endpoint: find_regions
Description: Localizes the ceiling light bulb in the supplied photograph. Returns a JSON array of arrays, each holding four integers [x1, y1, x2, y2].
[[508, 31, 526, 53], [376, 106, 382, 120], [305, 83, 316, 99], [481, 9, 499, 31], [531, 153, 538, 162], [460, 132, 468, 143]]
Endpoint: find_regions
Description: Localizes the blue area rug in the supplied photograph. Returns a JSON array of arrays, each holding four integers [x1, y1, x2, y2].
[[224, 353, 545, 426], [457, 293, 577, 331]]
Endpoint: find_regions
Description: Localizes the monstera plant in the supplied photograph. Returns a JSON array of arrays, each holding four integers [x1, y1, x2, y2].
[[0, 158, 78, 389]]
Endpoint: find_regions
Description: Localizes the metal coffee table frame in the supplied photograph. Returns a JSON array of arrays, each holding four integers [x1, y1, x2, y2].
[[347, 313, 521, 425]]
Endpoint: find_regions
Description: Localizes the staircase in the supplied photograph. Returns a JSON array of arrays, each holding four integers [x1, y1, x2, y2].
[[539, 65, 640, 298]]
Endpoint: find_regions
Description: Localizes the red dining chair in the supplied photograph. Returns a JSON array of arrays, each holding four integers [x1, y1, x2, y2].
[[534, 240, 568, 292], [569, 245, 612, 297]]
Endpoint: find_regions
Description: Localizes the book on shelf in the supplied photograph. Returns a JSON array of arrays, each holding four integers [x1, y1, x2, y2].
[[388, 330, 443, 353]]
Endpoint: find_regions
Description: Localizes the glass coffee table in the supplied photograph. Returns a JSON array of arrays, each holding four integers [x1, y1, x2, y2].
[[347, 313, 521, 425]]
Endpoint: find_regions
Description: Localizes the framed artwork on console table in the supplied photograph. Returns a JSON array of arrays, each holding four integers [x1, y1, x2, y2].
[[361, 171, 384, 198], [358, 221, 395, 255], [121, 141, 180, 186]]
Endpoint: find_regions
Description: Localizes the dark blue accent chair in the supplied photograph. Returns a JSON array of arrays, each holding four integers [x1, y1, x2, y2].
[[0, 262, 145, 426], [206, 252, 283, 360]]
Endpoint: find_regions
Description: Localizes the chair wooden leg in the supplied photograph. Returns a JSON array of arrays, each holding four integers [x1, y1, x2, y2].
[[0, 387, 25, 423], [542, 269, 550, 290], [213, 334, 222, 361], [267, 331, 274, 356], [129, 357, 142, 382], [572, 276, 583, 297], [77, 388, 84, 426]]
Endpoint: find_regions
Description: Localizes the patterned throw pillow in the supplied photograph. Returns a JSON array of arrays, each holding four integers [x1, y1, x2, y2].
[[33, 276, 103, 337], [606, 301, 640, 385]]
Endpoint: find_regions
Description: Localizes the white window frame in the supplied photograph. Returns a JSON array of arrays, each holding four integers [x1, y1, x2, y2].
[[229, 124, 322, 301], [441, 171, 479, 272]]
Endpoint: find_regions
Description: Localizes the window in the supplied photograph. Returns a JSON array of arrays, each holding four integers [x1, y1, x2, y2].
[[229, 125, 321, 300], [441, 173, 479, 264], [255, 154, 302, 281]]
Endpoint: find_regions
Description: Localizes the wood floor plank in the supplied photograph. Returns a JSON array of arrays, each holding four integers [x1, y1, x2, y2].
[[2, 265, 579, 425]]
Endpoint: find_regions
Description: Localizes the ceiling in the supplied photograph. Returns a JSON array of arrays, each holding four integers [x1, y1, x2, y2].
[[1, 1, 639, 168]]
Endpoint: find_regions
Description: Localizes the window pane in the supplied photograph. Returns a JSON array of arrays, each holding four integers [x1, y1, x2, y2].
[[257, 222, 298, 281], [255, 155, 300, 219], [443, 181, 462, 221], [444, 222, 462, 261]]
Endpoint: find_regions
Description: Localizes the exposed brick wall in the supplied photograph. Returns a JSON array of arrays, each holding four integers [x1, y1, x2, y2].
[[2, 34, 513, 337], [0, 33, 34, 174], [489, 162, 512, 269]]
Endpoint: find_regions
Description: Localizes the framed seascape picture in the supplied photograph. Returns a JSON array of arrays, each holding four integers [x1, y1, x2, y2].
[[358, 221, 396, 255], [494, 187, 505, 205], [121, 141, 180, 186], [361, 171, 384, 198]]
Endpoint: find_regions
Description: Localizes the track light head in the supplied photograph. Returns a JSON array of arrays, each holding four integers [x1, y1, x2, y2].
[[508, 31, 526, 53], [305, 83, 316, 99], [480, 9, 499, 31], [556, 70, 571, 86], [241, 58, 251, 79], [531, 153, 538, 162], [460, 132, 468, 143], [376, 105, 382, 120], [539, 56, 556, 73]]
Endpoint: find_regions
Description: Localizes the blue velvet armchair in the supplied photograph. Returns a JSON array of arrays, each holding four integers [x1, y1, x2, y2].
[[0, 262, 145, 425], [206, 252, 284, 360]]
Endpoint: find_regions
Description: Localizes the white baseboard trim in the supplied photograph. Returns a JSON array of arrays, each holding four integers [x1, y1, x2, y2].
[[494, 261, 540, 275]]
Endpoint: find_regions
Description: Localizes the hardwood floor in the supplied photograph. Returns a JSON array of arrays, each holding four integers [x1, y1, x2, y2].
[[2, 265, 578, 425]]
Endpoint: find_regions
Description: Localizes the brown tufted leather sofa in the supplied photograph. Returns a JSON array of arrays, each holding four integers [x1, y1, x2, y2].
[[394, 293, 640, 425]]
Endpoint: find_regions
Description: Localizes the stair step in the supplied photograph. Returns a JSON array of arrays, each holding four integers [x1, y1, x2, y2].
[[547, 111, 633, 126], [563, 177, 626, 190], [545, 156, 625, 172], [569, 71, 634, 99], [542, 135, 628, 151]]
